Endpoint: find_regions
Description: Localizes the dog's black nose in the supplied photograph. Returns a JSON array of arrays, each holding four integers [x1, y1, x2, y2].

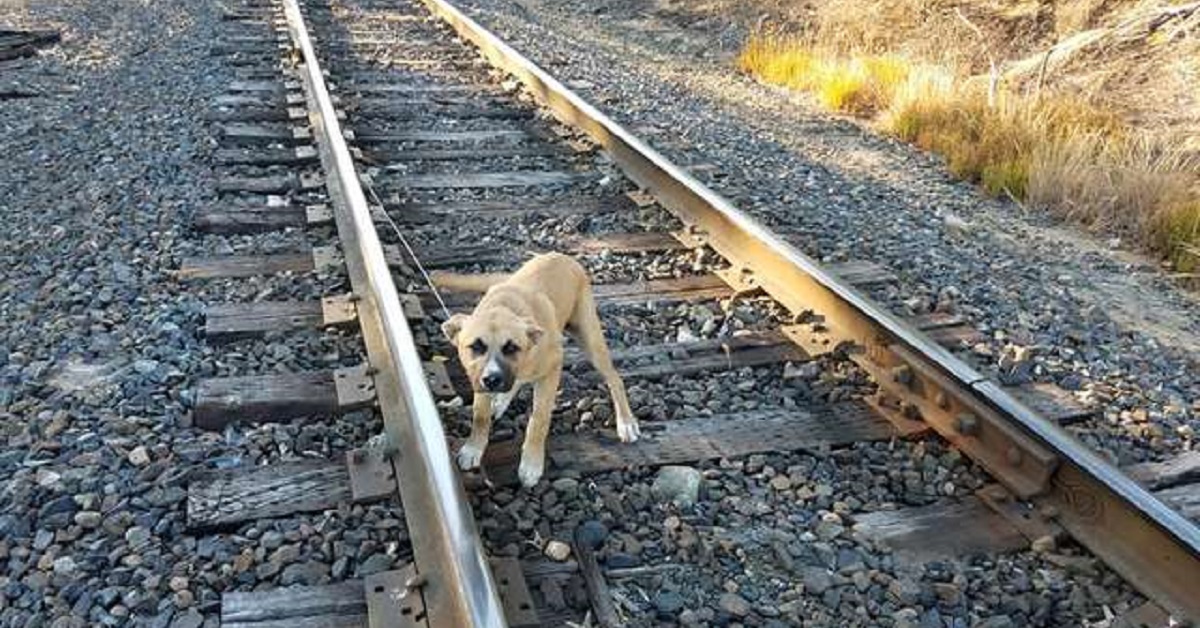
[[481, 373, 505, 391]]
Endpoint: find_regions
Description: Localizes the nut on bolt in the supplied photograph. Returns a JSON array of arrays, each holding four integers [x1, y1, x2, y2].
[[892, 364, 914, 388], [1006, 446, 1024, 467], [955, 413, 979, 436]]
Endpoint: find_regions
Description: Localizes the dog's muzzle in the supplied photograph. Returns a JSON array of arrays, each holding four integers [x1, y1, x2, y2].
[[479, 358, 513, 393]]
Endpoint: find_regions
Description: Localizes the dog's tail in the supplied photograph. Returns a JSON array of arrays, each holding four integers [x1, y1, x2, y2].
[[430, 271, 510, 293]]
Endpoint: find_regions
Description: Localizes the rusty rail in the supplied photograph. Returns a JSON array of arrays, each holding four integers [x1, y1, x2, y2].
[[280, 0, 509, 625]]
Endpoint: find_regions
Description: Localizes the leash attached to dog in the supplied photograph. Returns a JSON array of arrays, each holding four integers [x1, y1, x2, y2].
[[361, 179, 453, 320]]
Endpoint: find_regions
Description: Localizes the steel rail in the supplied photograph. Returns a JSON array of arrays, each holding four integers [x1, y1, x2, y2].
[[416, 0, 1200, 619], [279, 0, 508, 626]]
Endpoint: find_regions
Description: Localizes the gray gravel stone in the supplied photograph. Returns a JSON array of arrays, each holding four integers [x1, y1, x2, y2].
[[718, 592, 751, 617], [974, 616, 1017, 628], [650, 466, 701, 507], [358, 553, 394, 576], [170, 610, 203, 628], [281, 561, 328, 586], [653, 590, 685, 615]]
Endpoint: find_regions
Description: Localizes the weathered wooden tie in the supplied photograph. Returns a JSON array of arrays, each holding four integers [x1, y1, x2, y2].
[[852, 496, 1033, 564], [407, 232, 686, 271], [366, 145, 565, 163], [352, 127, 530, 144], [204, 293, 424, 341], [226, 79, 301, 93], [217, 172, 323, 195], [192, 365, 376, 429], [177, 246, 340, 279], [389, 195, 632, 224], [425, 274, 733, 310], [216, 145, 318, 166], [218, 558, 544, 628], [1126, 452, 1200, 521], [193, 361, 454, 428], [476, 402, 897, 487], [387, 170, 587, 190], [343, 83, 480, 96], [203, 295, 357, 341], [188, 460, 358, 530], [354, 103, 532, 121], [221, 123, 311, 145], [564, 331, 805, 380], [221, 581, 368, 627], [193, 204, 331, 235]]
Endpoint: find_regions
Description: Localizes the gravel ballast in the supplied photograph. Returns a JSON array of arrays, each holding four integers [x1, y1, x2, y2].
[[0, 2, 401, 626]]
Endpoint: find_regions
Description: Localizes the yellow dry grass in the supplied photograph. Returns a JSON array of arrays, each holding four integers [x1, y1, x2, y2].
[[737, 33, 1200, 272], [738, 36, 911, 116]]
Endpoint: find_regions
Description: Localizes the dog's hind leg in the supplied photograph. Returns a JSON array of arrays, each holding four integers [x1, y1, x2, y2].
[[457, 393, 495, 471], [519, 365, 561, 487], [569, 287, 640, 443]]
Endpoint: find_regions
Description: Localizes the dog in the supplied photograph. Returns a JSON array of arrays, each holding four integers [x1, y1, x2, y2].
[[437, 252, 640, 487]]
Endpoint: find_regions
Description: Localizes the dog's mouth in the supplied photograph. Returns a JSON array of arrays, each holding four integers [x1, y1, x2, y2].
[[477, 372, 515, 393], [478, 379, 513, 394]]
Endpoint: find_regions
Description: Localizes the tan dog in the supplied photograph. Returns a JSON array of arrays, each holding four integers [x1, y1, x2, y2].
[[438, 252, 639, 487]]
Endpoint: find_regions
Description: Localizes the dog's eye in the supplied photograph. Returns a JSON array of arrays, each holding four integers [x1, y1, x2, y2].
[[469, 339, 487, 355], [501, 340, 520, 356]]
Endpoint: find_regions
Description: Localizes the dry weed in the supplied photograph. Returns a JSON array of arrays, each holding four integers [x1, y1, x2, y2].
[[738, 33, 1200, 267]]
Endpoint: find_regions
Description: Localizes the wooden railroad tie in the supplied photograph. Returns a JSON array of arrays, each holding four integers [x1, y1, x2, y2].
[[203, 292, 425, 342], [191, 361, 454, 429], [185, 399, 897, 531], [178, 242, 408, 279], [193, 202, 331, 235], [218, 557, 545, 628]]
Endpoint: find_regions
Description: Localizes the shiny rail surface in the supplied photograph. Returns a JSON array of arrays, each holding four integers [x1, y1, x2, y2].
[[279, 0, 509, 625], [414, 0, 1200, 620]]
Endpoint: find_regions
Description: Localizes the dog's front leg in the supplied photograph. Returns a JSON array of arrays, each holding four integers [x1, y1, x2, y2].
[[457, 393, 494, 471], [518, 365, 561, 487]]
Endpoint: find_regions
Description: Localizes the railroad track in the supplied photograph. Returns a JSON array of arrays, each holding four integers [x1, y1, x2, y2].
[[177, 0, 1200, 625]]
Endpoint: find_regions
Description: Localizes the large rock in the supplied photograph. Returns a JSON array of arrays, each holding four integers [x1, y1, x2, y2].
[[651, 466, 701, 507]]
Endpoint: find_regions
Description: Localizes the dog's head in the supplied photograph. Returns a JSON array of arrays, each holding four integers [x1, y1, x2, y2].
[[442, 309, 544, 393]]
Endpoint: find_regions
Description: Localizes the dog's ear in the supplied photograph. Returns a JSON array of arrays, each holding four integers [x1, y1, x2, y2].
[[441, 313, 470, 342], [525, 322, 544, 346]]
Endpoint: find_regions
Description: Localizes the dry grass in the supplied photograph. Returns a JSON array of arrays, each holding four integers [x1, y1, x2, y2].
[[1028, 133, 1196, 229], [737, 33, 1200, 271], [889, 87, 1123, 198], [1164, 207, 1200, 273], [738, 36, 911, 116]]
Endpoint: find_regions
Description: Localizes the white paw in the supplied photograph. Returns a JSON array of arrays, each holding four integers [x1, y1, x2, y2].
[[456, 442, 484, 471], [617, 417, 641, 443], [518, 454, 545, 487]]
